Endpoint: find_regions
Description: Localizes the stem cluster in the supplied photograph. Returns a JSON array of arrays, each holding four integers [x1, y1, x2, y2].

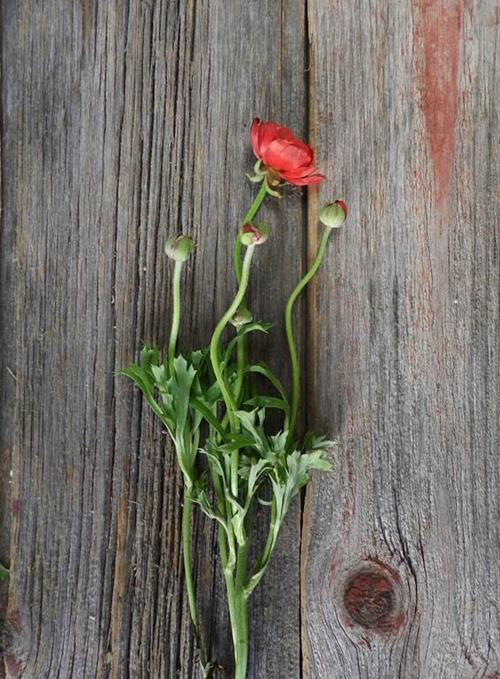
[[120, 179, 337, 678]]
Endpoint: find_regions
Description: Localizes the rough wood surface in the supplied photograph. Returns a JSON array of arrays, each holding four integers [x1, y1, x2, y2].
[[1, 1, 498, 678], [302, 1, 500, 678], [0, 1, 308, 677]]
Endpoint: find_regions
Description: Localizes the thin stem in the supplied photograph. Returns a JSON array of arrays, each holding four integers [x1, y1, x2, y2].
[[229, 502, 251, 679], [168, 261, 208, 666], [167, 259, 183, 371], [233, 180, 268, 285], [182, 495, 207, 669], [285, 226, 333, 448], [234, 334, 246, 406], [232, 181, 268, 429], [233, 588, 249, 679], [210, 245, 256, 435]]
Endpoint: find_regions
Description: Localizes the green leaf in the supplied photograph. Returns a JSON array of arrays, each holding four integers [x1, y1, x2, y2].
[[190, 397, 226, 437], [246, 458, 271, 497], [245, 395, 290, 416], [190, 482, 227, 529], [246, 362, 290, 406], [171, 355, 197, 430], [118, 360, 165, 421], [200, 445, 227, 480], [233, 409, 267, 455], [220, 434, 256, 451], [302, 432, 337, 455], [223, 322, 274, 364]]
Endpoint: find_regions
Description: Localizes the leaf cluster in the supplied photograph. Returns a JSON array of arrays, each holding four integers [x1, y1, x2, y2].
[[119, 320, 333, 594]]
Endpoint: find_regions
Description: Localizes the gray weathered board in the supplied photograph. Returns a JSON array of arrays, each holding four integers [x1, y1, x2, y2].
[[0, 1, 498, 678]]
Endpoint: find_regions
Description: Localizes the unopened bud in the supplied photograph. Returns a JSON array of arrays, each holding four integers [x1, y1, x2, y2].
[[165, 234, 195, 262], [240, 222, 269, 246], [230, 306, 253, 328], [319, 200, 347, 228]]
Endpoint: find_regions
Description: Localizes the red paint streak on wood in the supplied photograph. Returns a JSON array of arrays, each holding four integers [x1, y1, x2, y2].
[[415, 0, 463, 205]]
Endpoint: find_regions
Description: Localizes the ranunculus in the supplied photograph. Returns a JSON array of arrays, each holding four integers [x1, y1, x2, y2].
[[250, 118, 325, 186]]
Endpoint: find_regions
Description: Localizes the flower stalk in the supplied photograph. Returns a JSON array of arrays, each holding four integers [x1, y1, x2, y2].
[[233, 180, 268, 285], [167, 259, 183, 371], [210, 244, 256, 433], [285, 225, 335, 448]]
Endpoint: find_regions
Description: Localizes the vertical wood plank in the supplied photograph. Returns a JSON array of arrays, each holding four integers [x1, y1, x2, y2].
[[0, 14, 15, 672], [0, 1, 308, 677], [303, 1, 499, 678]]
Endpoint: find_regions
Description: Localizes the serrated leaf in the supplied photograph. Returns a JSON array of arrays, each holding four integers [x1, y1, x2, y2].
[[118, 362, 165, 421]]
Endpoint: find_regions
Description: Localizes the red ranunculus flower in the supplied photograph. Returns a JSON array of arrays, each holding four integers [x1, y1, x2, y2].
[[250, 118, 325, 186]]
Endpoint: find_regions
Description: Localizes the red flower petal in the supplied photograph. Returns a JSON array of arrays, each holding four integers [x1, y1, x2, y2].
[[258, 123, 284, 156], [263, 140, 312, 173], [250, 118, 261, 158], [284, 162, 322, 179], [283, 172, 325, 186], [334, 199, 348, 217]]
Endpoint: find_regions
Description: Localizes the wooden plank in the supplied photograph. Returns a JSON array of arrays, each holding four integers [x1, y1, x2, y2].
[[302, 1, 500, 677], [0, 20, 15, 676], [0, 1, 309, 677]]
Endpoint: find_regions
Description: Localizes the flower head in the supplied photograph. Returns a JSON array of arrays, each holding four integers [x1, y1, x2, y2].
[[240, 222, 269, 246], [165, 234, 195, 262], [319, 200, 348, 228], [250, 118, 325, 187]]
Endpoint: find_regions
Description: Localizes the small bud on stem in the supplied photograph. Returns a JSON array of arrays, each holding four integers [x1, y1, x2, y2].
[[240, 223, 269, 246], [319, 200, 348, 229], [165, 234, 195, 262], [230, 306, 253, 328]]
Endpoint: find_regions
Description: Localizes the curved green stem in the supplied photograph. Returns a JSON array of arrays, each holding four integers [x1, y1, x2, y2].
[[167, 259, 183, 371], [232, 180, 268, 430], [285, 226, 333, 448], [210, 245, 256, 500], [233, 181, 268, 285], [234, 334, 246, 406], [210, 245, 256, 431]]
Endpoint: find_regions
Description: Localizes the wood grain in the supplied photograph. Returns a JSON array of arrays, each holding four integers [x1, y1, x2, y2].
[[1, 1, 498, 677], [0, 1, 308, 677], [302, 1, 500, 678]]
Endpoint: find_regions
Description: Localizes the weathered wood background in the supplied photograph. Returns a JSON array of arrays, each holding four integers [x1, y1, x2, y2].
[[0, 1, 498, 677]]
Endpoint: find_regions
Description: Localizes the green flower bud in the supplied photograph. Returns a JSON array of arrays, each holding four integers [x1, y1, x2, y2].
[[240, 222, 269, 246], [230, 306, 253, 328], [164, 234, 195, 262], [319, 200, 348, 228]]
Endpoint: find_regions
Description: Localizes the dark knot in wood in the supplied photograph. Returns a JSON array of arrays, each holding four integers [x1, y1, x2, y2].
[[341, 563, 405, 633]]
